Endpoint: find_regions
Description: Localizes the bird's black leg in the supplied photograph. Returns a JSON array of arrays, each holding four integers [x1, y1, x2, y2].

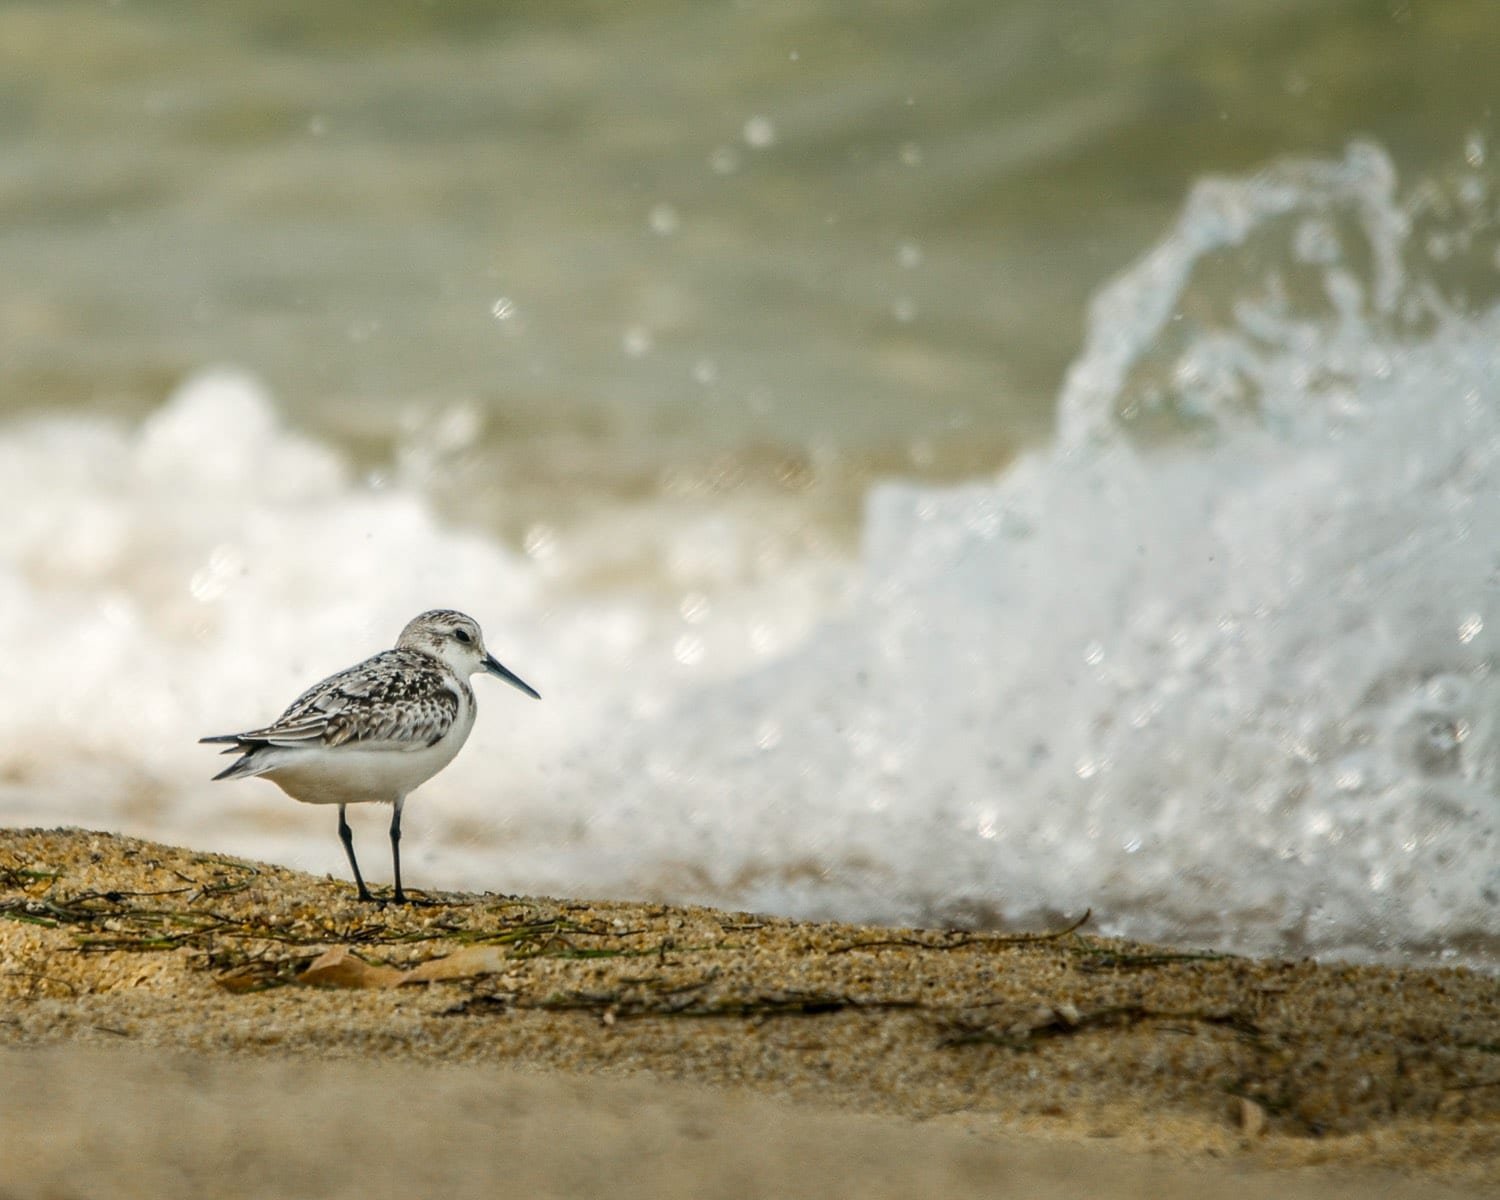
[[338, 804, 373, 902], [390, 797, 405, 905]]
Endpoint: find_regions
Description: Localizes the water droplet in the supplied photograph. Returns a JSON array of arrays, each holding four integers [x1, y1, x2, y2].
[[622, 327, 653, 357], [743, 116, 776, 148], [1465, 130, 1487, 168], [1458, 613, 1483, 644], [188, 544, 243, 604], [490, 297, 516, 321], [648, 204, 679, 236], [749, 622, 775, 656], [896, 241, 923, 269], [522, 524, 557, 560], [673, 634, 704, 666], [431, 404, 480, 452], [692, 358, 718, 385]]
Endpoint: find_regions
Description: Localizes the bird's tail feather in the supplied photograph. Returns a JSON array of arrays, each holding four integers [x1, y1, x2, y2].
[[207, 741, 274, 786], [211, 753, 271, 782]]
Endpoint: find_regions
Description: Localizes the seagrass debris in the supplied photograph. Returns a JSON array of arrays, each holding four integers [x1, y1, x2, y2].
[[3, 828, 1499, 1143]]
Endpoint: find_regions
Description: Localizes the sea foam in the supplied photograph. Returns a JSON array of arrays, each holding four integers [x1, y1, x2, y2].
[[560, 144, 1500, 963]]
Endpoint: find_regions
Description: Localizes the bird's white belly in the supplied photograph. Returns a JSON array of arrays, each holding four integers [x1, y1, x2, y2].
[[261, 720, 473, 807]]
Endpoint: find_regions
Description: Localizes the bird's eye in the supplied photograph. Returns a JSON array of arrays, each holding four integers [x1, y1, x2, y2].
[[453, 629, 473, 644]]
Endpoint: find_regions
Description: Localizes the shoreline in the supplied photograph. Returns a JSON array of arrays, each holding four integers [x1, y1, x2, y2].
[[3, 827, 1497, 1195]]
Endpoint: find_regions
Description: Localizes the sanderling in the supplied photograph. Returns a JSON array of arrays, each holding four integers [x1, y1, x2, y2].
[[201, 609, 540, 903]]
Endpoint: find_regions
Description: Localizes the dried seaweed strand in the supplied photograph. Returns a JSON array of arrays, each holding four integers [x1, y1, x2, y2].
[[829, 909, 1092, 955]]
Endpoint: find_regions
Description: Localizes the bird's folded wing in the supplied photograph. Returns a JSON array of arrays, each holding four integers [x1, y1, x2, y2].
[[228, 654, 461, 750]]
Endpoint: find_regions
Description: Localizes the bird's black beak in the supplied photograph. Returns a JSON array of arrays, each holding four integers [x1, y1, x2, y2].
[[483, 653, 540, 699]]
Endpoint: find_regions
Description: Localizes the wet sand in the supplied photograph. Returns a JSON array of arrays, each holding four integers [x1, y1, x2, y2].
[[2, 828, 1496, 1198]]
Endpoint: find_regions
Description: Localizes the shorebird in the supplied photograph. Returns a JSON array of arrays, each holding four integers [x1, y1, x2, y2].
[[201, 609, 540, 903]]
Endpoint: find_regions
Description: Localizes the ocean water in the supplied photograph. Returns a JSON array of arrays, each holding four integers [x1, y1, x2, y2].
[[4, 4, 1500, 966], [5, 141, 1499, 966]]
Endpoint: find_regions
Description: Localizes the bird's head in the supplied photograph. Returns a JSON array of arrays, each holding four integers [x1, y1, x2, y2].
[[397, 609, 540, 698]]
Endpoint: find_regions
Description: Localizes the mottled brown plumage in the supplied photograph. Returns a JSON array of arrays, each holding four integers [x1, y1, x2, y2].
[[219, 648, 467, 752]]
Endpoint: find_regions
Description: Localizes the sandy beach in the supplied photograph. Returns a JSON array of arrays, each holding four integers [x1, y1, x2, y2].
[[2, 827, 1495, 1198]]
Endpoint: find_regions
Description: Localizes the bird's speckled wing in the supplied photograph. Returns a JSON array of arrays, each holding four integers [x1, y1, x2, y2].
[[226, 649, 462, 750]]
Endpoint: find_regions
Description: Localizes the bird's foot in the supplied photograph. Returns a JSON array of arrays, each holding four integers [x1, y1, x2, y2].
[[389, 889, 442, 908]]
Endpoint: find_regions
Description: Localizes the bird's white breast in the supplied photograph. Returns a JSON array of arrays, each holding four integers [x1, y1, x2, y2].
[[260, 689, 476, 807]]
